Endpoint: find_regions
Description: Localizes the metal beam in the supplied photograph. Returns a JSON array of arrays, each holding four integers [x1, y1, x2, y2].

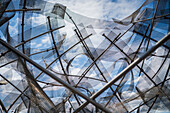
[[0, 99, 7, 113]]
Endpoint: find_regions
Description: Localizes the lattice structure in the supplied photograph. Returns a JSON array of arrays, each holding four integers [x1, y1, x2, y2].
[[0, 0, 169, 112]]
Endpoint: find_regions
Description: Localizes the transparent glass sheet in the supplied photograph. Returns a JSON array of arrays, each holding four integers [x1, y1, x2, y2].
[[0, 0, 169, 112]]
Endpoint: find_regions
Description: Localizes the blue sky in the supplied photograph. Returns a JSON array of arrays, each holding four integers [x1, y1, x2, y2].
[[0, 0, 170, 112]]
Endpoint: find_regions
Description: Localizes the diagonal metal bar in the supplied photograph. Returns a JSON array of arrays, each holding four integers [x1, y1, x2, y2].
[[28, 48, 55, 56], [0, 99, 7, 113], [49, 68, 105, 82], [0, 59, 17, 68], [3, 8, 41, 12], [47, 16, 69, 82], [74, 32, 170, 112], [0, 39, 112, 113], [27, 100, 31, 113]]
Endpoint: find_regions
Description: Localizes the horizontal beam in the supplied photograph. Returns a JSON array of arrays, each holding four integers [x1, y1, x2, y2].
[[3, 9, 41, 12]]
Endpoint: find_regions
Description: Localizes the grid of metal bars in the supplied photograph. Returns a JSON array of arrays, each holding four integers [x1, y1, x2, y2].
[[0, 0, 169, 112]]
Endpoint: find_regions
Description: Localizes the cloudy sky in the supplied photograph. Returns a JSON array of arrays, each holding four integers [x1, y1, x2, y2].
[[48, 0, 143, 20]]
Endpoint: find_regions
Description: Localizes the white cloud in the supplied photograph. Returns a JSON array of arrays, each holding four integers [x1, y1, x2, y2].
[[35, 43, 43, 48], [41, 36, 51, 44]]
